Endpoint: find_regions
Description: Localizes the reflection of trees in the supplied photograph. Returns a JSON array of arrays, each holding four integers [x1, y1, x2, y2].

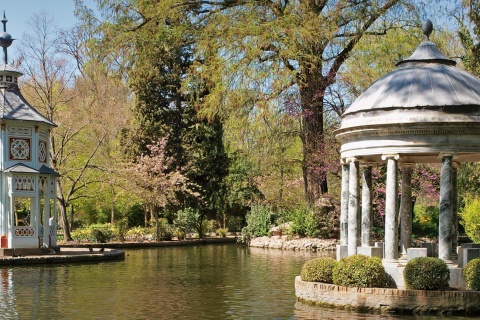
[[0, 268, 18, 318]]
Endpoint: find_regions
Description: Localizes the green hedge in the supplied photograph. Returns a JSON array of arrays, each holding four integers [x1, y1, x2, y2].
[[404, 257, 450, 290], [301, 258, 337, 283], [332, 255, 388, 288], [463, 258, 480, 291]]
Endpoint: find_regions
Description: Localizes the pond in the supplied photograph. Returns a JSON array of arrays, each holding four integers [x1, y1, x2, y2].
[[0, 244, 477, 319]]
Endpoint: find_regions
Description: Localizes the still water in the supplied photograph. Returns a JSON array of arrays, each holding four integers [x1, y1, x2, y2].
[[0, 244, 478, 319]]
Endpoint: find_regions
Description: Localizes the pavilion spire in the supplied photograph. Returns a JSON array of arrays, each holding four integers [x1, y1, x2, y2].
[[0, 11, 14, 65]]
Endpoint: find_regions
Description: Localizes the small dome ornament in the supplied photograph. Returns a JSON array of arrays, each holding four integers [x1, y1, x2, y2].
[[422, 19, 433, 40]]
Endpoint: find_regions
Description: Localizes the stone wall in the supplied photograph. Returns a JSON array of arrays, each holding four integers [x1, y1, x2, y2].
[[295, 276, 480, 315], [249, 236, 337, 251]]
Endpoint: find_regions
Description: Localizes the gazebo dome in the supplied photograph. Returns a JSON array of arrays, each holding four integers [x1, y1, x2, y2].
[[336, 26, 480, 164]]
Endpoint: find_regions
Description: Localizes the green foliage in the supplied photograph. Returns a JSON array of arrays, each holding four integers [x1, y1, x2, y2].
[[173, 228, 186, 240], [285, 207, 319, 238], [223, 152, 263, 218], [463, 258, 480, 291], [125, 204, 145, 228], [240, 205, 273, 243], [404, 257, 450, 290], [301, 258, 338, 283], [412, 205, 439, 238], [155, 218, 174, 241], [91, 228, 115, 243], [458, 3, 480, 76], [216, 228, 228, 238], [71, 228, 95, 242], [459, 197, 480, 243], [174, 208, 210, 238], [71, 224, 116, 243], [115, 218, 129, 243], [125, 227, 154, 241], [333, 255, 388, 288]]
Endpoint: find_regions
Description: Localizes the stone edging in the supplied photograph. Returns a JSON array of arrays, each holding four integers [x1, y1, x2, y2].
[[59, 237, 237, 249], [0, 248, 125, 266], [249, 236, 337, 251], [295, 276, 480, 315]]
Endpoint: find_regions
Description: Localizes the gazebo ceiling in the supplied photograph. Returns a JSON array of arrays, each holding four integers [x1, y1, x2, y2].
[[336, 22, 480, 164]]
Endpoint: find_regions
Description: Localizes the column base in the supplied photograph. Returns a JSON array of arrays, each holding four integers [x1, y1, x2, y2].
[[336, 245, 348, 261], [357, 246, 383, 259]]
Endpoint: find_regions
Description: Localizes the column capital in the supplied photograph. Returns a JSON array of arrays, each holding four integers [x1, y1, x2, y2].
[[400, 162, 414, 168], [381, 154, 399, 161], [344, 157, 358, 164], [360, 162, 375, 169], [437, 152, 457, 159]]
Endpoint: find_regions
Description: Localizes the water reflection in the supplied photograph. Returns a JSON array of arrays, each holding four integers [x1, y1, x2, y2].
[[0, 245, 478, 319]]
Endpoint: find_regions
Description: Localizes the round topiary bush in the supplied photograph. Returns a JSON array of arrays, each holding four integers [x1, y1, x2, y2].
[[463, 258, 480, 291], [404, 257, 450, 290], [332, 254, 388, 288], [300, 257, 338, 283]]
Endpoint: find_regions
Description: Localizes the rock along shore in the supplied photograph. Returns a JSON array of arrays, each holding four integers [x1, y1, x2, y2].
[[249, 236, 338, 251]]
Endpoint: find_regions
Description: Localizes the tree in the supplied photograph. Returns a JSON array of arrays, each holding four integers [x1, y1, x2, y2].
[[75, 0, 230, 225], [129, 136, 198, 238], [18, 12, 131, 240], [187, 0, 415, 205]]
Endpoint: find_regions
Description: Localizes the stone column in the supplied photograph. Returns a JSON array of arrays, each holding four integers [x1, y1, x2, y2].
[[348, 158, 360, 256], [361, 165, 373, 247], [400, 164, 413, 260], [340, 162, 349, 246], [439, 154, 453, 263], [451, 162, 459, 257], [382, 154, 399, 262]]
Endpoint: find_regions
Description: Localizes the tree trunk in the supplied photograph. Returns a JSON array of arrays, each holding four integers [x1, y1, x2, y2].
[[58, 200, 73, 241], [110, 188, 115, 224], [300, 69, 328, 206], [155, 205, 159, 240], [70, 204, 74, 232], [144, 205, 148, 227]]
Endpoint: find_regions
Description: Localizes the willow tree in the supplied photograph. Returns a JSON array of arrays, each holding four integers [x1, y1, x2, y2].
[[186, 0, 414, 205]]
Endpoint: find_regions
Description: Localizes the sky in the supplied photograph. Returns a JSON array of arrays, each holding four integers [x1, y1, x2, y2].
[[1, 0, 97, 46]]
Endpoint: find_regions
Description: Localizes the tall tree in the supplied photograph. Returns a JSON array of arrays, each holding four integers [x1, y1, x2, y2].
[[75, 0, 230, 222], [18, 12, 131, 240], [186, 0, 414, 205]]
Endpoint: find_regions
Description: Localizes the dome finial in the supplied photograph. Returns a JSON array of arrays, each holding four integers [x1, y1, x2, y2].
[[422, 19, 433, 40]]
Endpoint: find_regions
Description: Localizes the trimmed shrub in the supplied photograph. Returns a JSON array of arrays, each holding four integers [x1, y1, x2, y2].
[[333, 255, 388, 288], [301, 257, 337, 283], [404, 257, 450, 290], [463, 258, 480, 291]]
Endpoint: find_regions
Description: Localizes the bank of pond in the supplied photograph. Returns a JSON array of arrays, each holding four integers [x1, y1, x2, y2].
[[0, 243, 478, 319]]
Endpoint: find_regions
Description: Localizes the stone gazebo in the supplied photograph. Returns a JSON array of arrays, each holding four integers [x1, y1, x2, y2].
[[335, 20, 480, 274], [0, 14, 58, 255]]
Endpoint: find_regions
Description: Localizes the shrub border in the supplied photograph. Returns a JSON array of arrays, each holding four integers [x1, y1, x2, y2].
[[295, 276, 480, 315]]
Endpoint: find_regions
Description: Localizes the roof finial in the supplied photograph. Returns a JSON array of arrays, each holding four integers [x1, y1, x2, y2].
[[0, 11, 13, 65], [422, 19, 433, 41], [1, 11, 7, 32]]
